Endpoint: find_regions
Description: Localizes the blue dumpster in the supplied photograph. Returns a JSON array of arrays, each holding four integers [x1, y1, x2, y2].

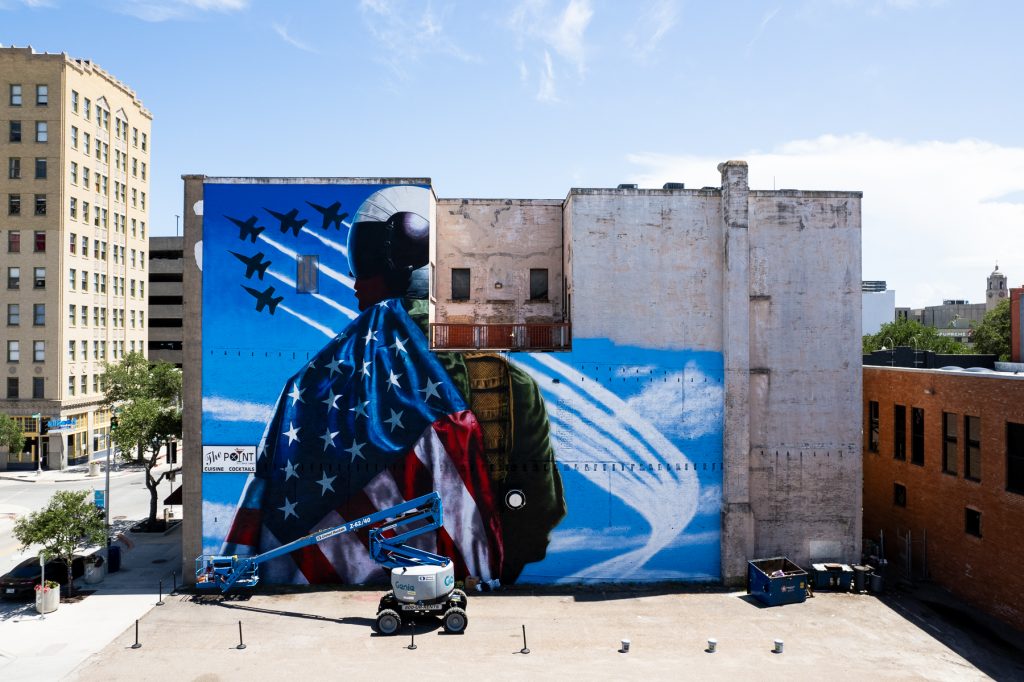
[[748, 557, 808, 606], [108, 545, 122, 573]]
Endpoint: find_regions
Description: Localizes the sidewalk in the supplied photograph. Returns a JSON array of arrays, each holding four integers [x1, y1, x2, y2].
[[0, 523, 182, 681], [0, 451, 178, 484]]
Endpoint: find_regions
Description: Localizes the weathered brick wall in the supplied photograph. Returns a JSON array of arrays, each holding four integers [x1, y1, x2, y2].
[[863, 366, 1024, 631]]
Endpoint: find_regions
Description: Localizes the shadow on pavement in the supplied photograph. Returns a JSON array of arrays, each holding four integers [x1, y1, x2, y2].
[[0, 599, 38, 622], [875, 584, 1024, 681]]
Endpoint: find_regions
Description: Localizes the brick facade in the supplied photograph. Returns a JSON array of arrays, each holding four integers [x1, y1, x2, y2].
[[863, 366, 1024, 632]]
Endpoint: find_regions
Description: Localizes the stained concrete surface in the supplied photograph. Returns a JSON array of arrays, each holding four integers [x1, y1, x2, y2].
[[69, 584, 1024, 681]]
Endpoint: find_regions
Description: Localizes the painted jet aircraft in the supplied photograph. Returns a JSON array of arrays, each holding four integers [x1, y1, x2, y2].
[[242, 285, 284, 314], [265, 207, 308, 236], [305, 200, 349, 230], [229, 251, 271, 280], [226, 215, 265, 243]]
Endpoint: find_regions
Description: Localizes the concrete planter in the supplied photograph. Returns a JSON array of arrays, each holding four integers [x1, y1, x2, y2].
[[35, 585, 59, 614], [84, 560, 107, 584]]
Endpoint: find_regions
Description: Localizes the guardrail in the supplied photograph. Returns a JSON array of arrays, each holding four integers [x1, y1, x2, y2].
[[430, 323, 571, 351]]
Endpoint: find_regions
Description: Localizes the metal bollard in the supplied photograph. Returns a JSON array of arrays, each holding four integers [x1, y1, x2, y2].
[[131, 620, 142, 649], [156, 580, 165, 606], [520, 624, 530, 654], [237, 620, 246, 650], [407, 621, 417, 651]]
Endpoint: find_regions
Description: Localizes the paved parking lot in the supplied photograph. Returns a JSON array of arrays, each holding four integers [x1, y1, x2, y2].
[[69, 583, 1024, 681]]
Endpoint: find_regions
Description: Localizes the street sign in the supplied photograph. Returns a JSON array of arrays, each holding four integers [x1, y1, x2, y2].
[[94, 489, 105, 510]]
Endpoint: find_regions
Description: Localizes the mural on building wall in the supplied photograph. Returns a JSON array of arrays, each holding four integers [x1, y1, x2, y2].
[[201, 182, 722, 585]]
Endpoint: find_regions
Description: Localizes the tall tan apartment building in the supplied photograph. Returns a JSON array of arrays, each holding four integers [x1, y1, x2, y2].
[[0, 47, 151, 470]]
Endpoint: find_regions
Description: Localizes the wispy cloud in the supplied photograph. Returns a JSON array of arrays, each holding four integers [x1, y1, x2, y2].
[[115, 0, 249, 22], [359, 0, 475, 78], [624, 0, 678, 61], [746, 6, 780, 54], [203, 396, 273, 423], [509, 0, 594, 102], [625, 362, 723, 440], [626, 134, 1024, 308], [272, 22, 318, 54]]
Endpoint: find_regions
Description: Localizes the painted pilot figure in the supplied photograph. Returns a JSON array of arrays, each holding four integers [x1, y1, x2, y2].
[[222, 186, 565, 585]]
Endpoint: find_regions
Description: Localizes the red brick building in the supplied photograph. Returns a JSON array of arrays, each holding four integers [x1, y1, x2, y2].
[[863, 366, 1024, 632]]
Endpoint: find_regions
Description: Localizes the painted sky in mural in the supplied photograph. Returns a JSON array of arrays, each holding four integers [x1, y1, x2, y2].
[[201, 181, 722, 584]]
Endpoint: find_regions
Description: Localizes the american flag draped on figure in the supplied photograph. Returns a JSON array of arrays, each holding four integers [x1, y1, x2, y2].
[[221, 299, 504, 584]]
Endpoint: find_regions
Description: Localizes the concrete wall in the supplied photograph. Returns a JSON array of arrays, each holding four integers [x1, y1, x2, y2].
[[863, 290, 896, 335], [745, 188, 863, 568], [864, 366, 1024, 631], [434, 199, 563, 324]]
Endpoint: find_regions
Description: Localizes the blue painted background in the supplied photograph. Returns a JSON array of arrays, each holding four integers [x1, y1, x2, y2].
[[201, 182, 722, 583]]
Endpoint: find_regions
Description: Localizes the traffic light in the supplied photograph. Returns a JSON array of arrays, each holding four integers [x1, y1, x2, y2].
[[110, 415, 118, 431]]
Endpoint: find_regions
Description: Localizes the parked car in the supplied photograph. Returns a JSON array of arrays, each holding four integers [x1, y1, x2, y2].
[[0, 555, 86, 599]]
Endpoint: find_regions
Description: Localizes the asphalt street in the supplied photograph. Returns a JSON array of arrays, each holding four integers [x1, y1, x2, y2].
[[0, 461, 175, 575]]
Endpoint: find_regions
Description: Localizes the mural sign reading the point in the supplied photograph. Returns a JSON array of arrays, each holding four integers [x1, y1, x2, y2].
[[201, 180, 723, 586]]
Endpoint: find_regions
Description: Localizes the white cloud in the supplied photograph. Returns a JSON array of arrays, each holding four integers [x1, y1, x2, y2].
[[203, 396, 273, 423], [359, 0, 475, 78], [116, 0, 249, 22], [272, 22, 317, 54], [547, 526, 644, 553], [627, 134, 1024, 308], [625, 361, 723, 440], [624, 0, 678, 61], [509, 0, 594, 102]]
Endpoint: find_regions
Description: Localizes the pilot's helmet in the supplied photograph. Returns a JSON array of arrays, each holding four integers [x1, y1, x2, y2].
[[347, 185, 430, 299]]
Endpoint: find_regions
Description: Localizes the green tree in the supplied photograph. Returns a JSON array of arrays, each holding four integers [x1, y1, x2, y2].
[[102, 352, 182, 529], [970, 299, 1011, 360], [13, 490, 105, 596], [0, 413, 25, 457], [863, 319, 968, 354]]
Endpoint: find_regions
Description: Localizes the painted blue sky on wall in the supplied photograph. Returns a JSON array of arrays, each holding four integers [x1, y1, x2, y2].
[[200, 181, 721, 583]]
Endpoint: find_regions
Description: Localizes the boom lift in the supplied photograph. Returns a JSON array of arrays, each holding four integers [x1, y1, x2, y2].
[[195, 491, 469, 634]]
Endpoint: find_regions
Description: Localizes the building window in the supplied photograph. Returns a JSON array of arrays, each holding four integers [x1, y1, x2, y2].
[[8, 267, 20, 290], [33, 267, 46, 289], [7, 303, 19, 326], [34, 194, 46, 216], [893, 483, 907, 508], [71, 126, 78, 148], [295, 255, 319, 293], [9, 121, 22, 143], [10, 84, 22, 106], [529, 268, 549, 301], [141, 132, 147, 151], [8, 156, 20, 179], [71, 90, 78, 113], [67, 376, 74, 396], [69, 304, 76, 325], [32, 377, 43, 400], [33, 304, 44, 326], [8, 193, 20, 215], [36, 85, 48, 106], [84, 97, 91, 119], [35, 121, 47, 143], [911, 407, 925, 466], [34, 230, 45, 252], [83, 133, 89, 155], [6, 377, 17, 400], [7, 340, 20, 362], [1008, 423, 1024, 494], [893, 404, 906, 460], [7, 230, 19, 253], [33, 341, 44, 362], [69, 268, 76, 289], [80, 305, 87, 325], [965, 415, 981, 481], [451, 268, 470, 301], [942, 412, 958, 475], [81, 234, 88, 256], [70, 197, 77, 219], [34, 157, 46, 179], [964, 508, 982, 538], [868, 401, 879, 452]]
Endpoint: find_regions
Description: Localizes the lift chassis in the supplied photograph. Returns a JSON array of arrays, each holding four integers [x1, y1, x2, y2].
[[195, 491, 469, 634]]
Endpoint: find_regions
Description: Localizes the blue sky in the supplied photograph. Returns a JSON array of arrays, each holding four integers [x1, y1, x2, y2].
[[3, 0, 1023, 307]]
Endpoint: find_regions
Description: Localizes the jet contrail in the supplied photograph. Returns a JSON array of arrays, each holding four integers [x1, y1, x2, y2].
[[280, 305, 336, 339], [259, 233, 355, 289], [300, 226, 349, 257]]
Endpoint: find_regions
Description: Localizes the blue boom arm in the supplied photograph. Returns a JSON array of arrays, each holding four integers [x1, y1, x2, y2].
[[196, 491, 449, 592]]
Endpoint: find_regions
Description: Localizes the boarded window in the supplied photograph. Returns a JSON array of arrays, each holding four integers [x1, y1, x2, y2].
[[529, 268, 549, 301], [965, 415, 981, 481], [943, 412, 958, 475], [911, 407, 925, 466], [893, 404, 906, 460], [1008, 422, 1024, 494], [893, 483, 906, 508], [868, 401, 879, 452], [451, 268, 470, 300], [296, 255, 319, 294]]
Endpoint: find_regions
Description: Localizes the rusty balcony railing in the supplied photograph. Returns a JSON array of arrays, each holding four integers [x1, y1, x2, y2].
[[430, 322, 572, 351]]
